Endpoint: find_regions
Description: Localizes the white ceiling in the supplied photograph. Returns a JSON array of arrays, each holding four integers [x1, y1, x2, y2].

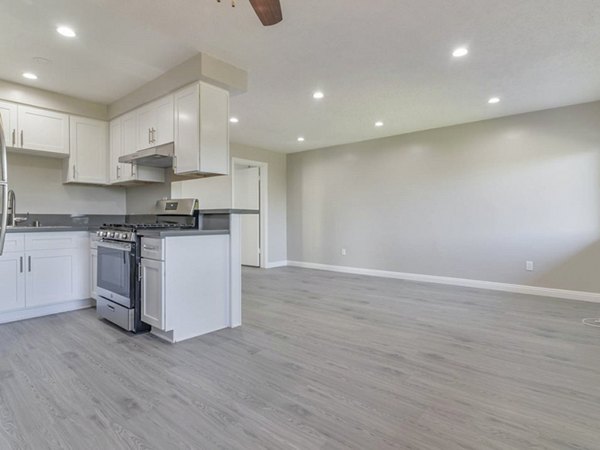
[[1, 0, 600, 153]]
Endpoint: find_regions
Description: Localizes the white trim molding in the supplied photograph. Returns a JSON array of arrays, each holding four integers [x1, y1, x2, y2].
[[0, 298, 95, 325], [265, 260, 288, 269], [287, 261, 600, 304]]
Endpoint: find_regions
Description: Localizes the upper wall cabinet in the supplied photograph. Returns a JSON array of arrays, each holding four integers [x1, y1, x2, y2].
[[174, 82, 229, 176], [64, 116, 109, 185], [0, 101, 18, 145], [0, 100, 69, 157], [137, 95, 174, 151], [18, 105, 70, 156], [109, 115, 165, 185]]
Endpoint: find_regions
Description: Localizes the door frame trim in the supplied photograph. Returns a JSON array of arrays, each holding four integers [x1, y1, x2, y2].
[[231, 157, 268, 269]]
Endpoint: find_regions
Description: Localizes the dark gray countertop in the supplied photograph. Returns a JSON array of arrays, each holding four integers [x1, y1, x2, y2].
[[7, 226, 92, 233], [198, 209, 259, 214], [137, 229, 230, 238]]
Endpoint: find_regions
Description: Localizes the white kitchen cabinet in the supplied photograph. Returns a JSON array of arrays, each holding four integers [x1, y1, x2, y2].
[[24, 232, 89, 307], [0, 252, 26, 313], [137, 95, 174, 150], [25, 248, 79, 307], [141, 258, 165, 329], [140, 234, 229, 343], [0, 100, 18, 147], [64, 116, 108, 185], [174, 82, 229, 176], [109, 116, 165, 185], [90, 233, 99, 301], [16, 105, 70, 156]]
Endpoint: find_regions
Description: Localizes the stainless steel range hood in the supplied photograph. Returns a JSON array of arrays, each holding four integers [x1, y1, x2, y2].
[[119, 143, 174, 168]]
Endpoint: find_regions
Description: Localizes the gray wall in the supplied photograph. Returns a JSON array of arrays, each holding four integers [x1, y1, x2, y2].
[[172, 143, 288, 264], [7, 152, 126, 215], [287, 101, 600, 293]]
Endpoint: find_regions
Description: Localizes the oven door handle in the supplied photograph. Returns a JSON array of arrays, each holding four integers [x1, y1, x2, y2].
[[97, 241, 133, 252]]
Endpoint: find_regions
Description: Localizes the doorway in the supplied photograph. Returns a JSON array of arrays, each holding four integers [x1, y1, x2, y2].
[[232, 158, 268, 268]]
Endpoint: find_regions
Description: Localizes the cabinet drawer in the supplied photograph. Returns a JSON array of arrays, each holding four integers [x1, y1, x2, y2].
[[141, 238, 164, 260], [97, 297, 134, 331], [25, 232, 88, 251], [3, 234, 25, 253]]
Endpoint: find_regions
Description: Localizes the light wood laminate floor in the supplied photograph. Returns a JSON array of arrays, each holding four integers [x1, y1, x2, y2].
[[1, 267, 600, 449]]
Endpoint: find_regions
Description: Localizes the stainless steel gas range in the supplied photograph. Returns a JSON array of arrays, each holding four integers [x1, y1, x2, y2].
[[95, 198, 199, 332]]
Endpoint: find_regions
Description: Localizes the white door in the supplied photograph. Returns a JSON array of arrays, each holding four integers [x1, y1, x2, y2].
[[25, 249, 76, 307], [141, 258, 166, 329], [234, 166, 260, 267], [69, 116, 108, 184], [0, 253, 26, 312], [0, 100, 18, 147], [17, 105, 69, 155]]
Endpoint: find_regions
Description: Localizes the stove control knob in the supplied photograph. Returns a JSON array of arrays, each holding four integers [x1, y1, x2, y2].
[[101, 231, 108, 238], [96, 231, 101, 237], [121, 233, 129, 240], [109, 232, 115, 238]]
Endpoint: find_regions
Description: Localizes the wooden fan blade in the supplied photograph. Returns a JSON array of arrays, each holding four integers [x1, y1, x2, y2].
[[249, 0, 283, 26]]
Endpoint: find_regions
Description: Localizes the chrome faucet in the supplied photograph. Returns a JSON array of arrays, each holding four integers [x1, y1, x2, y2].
[[7, 190, 27, 227]]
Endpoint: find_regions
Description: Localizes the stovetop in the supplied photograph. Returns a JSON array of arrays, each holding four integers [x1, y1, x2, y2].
[[97, 222, 195, 242]]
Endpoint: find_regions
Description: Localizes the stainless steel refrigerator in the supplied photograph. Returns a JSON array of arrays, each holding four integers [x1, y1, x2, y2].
[[0, 115, 8, 255]]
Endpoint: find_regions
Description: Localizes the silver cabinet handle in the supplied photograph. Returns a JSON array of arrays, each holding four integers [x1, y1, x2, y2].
[[143, 245, 158, 251], [107, 304, 115, 312], [20, 130, 23, 147], [116, 165, 121, 179], [20, 256, 23, 273], [12, 130, 15, 147], [131, 164, 136, 177], [148, 128, 151, 144], [28, 256, 31, 272], [151, 128, 156, 143], [73, 165, 76, 179]]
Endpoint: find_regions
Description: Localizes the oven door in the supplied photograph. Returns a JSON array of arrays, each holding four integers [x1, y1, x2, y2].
[[97, 240, 134, 308]]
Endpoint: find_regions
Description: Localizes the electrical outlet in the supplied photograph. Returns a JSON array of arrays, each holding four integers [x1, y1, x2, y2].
[[341, 248, 347, 256], [526, 261, 534, 271]]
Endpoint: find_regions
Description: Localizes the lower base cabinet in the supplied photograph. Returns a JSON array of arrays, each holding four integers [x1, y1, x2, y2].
[[0, 253, 26, 313], [0, 232, 90, 316]]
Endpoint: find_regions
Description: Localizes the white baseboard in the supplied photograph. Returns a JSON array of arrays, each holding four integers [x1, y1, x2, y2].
[[0, 298, 95, 325], [287, 261, 600, 304], [265, 260, 289, 269]]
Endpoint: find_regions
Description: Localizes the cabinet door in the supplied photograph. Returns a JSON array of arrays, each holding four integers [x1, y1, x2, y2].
[[121, 111, 138, 155], [109, 118, 122, 183], [174, 82, 229, 175], [199, 82, 229, 175], [141, 258, 166, 329], [153, 95, 174, 146], [25, 249, 76, 307], [137, 103, 155, 150], [0, 100, 18, 147], [68, 116, 108, 184], [17, 105, 69, 155], [0, 253, 26, 312], [90, 249, 98, 300], [173, 84, 200, 174]]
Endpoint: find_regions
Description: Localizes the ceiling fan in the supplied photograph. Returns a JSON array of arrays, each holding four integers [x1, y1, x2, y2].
[[217, 0, 283, 26]]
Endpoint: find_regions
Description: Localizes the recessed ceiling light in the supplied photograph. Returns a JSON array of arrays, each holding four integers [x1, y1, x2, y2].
[[488, 97, 501, 104], [33, 56, 51, 65], [313, 91, 324, 100], [57, 26, 76, 38], [297, 137, 305, 142], [22, 72, 38, 80], [375, 121, 384, 127], [229, 117, 239, 123], [452, 47, 469, 58]]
